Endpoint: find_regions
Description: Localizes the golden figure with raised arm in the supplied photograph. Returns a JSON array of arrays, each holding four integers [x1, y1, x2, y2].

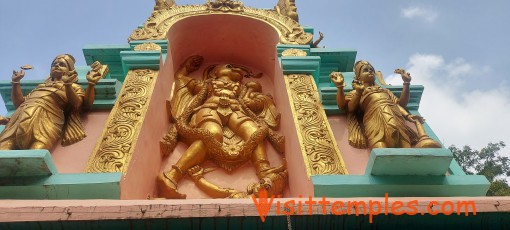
[[331, 60, 441, 149], [0, 54, 107, 150], [158, 55, 287, 199]]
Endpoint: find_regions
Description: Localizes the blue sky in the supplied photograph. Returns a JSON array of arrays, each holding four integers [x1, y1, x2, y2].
[[0, 0, 509, 150]]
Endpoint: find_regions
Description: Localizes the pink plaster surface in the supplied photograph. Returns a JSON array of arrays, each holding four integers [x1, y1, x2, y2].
[[120, 55, 174, 199], [167, 14, 279, 78], [273, 63, 314, 197], [327, 115, 428, 175], [51, 111, 110, 173], [327, 115, 370, 175], [152, 14, 312, 199]]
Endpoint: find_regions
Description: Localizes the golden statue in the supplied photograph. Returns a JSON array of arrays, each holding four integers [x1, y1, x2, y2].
[[0, 54, 108, 150], [331, 60, 441, 149], [154, 0, 176, 11], [276, 0, 299, 22], [158, 55, 287, 199]]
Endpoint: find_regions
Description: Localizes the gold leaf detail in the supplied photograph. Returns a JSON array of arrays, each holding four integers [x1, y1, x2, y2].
[[129, 4, 312, 45], [284, 74, 348, 176], [282, 48, 307, 57], [134, 42, 162, 51], [86, 69, 158, 173]]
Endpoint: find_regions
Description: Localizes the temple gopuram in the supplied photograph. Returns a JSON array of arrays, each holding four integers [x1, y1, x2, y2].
[[1, 0, 509, 228]]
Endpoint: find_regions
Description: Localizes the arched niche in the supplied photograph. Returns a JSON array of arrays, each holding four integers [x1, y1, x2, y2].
[[146, 13, 313, 199], [167, 13, 280, 78]]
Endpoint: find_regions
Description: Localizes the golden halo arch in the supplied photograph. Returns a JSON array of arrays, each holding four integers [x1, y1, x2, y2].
[[129, 3, 313, 45]]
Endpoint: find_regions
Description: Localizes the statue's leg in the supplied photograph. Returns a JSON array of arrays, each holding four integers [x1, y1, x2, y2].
[[30, 141, 51, 150], [372, 142, 387, 148], [158, 121, 222, 199], [250, 143, 288, 196], [230, 117, 287, 196], [398, 139, 412, 148], [0, 139, 15, 150], [229, 117, 272, 175]]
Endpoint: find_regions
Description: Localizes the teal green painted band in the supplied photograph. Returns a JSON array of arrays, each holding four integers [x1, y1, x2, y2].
[[120, 51, 161, 73], [83, 44, 132, 82], [281, 56, 321, 82], [310, 48, 357, 72], [0, 173, 121, 199], [322, 85, 424, 114], [449, 159, 467, 176], [0, 150, 57, 177], [365, 148, 453, 176], [312, 174, 490, 197]]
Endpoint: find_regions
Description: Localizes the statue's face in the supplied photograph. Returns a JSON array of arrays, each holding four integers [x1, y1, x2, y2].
[[50, 58, 70, 80], [216, 64, 243, 82], [358, 64, 375, 83]]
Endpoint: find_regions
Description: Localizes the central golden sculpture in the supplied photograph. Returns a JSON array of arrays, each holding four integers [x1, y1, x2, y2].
[[0, 54, 107, 150], [158, 55, 287, 199], [331, 60, 441, 149]]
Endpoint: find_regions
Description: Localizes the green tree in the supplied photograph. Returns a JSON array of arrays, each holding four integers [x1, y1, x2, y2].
[[449, 141, 510, 196]]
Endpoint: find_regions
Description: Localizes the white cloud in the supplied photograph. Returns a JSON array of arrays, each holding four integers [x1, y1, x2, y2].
[[386, 54, 510, 150], [401, 6, 438, 22]]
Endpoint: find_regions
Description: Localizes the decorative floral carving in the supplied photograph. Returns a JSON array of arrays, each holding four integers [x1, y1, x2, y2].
[[285, 74, 347, 175], [86, 69, 158, 173], [282, 48, 307, 57], [154, 0, 176, 11], [206, 0, 244, 12], [134, 42, 162, 51], [129, 4, 312, 45]]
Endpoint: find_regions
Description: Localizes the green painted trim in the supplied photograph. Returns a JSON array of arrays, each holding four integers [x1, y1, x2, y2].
[[312, 174, 490, 197], [120, 51, 161, 73], [0, 150, 121, 199], [449, 159, 467, 176], [310, 48, 357, 72], [0, 150, 57, 177], [83, 44, 131, 82], [365, 148, 453, 176], [0, 172, 121, 199], [322, 85, 424, 114], [303, 26, 314, 37], [280, 56, 321, 82]]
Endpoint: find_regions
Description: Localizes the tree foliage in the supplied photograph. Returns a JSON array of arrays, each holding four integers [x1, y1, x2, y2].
[[449, 141, 509, 196]]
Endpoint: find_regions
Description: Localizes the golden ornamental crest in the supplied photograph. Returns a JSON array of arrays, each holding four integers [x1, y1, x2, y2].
[[206, 0, 244, 12]]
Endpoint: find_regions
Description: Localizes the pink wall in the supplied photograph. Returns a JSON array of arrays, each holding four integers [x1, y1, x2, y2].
[[120, 55, 174, 199], [328, 116, 370, 175], [51, 111, 110, 173], [328, 116, 424, 175], [272, 64, 315, 197]]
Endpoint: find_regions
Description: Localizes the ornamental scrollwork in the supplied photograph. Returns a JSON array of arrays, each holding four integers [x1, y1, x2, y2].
[[285, 74, 347, 176], [129, 3, 312, 45], [86, 69, 158, 173]]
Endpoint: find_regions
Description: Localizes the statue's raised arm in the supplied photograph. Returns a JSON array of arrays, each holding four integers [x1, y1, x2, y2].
[[332, 60, 441, 149], [0, 54, 106, 150]]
